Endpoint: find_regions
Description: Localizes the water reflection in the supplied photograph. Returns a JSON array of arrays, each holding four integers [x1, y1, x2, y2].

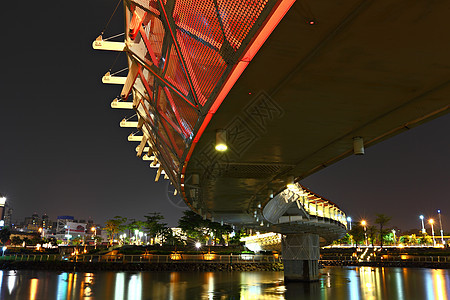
[[0, 267, 449, 299]]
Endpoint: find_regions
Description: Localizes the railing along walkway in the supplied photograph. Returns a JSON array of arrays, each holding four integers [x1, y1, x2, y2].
[[1, 254, 281, 264], [321, 256, 450, 263]]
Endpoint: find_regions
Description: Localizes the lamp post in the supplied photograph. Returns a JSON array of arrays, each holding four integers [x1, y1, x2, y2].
[[361, 220, 367, 246], [429, 219, 436, 247], [139, 231, 143, 245], [347, 217, 353, 246], [134, 229, 139, 245], [91, 227, 97, 249], [419, 215, 426, 234], [64, 225, 71, 245], [438, 210, 445, 245]]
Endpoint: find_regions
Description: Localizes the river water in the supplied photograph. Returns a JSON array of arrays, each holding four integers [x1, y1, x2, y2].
[[0, 266, 448, 299]]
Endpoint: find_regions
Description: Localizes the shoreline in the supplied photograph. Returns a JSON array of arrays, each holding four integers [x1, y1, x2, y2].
[[1, 260, 449, 272], [0, 261, 284, 272]]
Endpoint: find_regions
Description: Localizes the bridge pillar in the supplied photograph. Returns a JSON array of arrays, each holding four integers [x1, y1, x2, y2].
[[281, 233, 320, 282]]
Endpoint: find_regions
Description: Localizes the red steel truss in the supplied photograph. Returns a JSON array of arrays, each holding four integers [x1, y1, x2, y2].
[[122, 0, 295, 192]]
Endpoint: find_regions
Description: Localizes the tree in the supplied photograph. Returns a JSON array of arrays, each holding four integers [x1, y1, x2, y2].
[[410, 234, 418, 245], [178, 210, 210, 243], [126, 219, 146, 244], [144, 213, 167, 244], [178, 210, 233, 245], [30, 235, 42, 246], [349, 225, 365, 245], [22, 237, 30, 246], [48, 237, 58, 247], [367, 226, 378, 247], [11, 236, 22, 246], [399, 235, 410, 245], [0, 228, 11, 245], [105, 216, 127, 245], [375, 214, 391, 248]]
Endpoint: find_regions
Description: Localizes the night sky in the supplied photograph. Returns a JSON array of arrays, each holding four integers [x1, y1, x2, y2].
[[1, 1, 448, 232]]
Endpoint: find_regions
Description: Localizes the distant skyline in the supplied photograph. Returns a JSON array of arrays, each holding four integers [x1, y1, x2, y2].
[[0, 1, 448, 231]]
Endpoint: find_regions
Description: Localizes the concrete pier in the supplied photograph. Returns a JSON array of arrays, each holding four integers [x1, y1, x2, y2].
[[281, 233, 320, 282]]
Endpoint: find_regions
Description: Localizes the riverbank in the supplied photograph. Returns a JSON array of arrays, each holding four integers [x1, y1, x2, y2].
[[0, 260, 284, 272]]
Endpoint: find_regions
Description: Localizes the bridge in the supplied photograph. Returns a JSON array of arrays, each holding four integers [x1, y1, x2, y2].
[[93, 0, 449, 281]]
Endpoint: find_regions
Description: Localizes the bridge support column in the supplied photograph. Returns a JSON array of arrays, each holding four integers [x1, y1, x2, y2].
[[281, 233, 320, 282]]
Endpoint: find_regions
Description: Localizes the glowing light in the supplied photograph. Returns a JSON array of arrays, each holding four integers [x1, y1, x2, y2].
[[215, 129, 227, 152], [429, 219, 435, 225], [361, 220, 367, 226], [195, 242, 201, 249], [170, 253, 182, 260], [286, 176, 295, 190], [215, 144, 227, 151], [29, 278, 38, 300], [203, 253, 216, 260]]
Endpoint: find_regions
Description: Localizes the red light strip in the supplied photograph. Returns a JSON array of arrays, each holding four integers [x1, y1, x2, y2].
[[181, 0, 296, 174]]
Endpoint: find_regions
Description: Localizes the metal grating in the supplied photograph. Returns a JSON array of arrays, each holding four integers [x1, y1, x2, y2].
[[177, 29, 227, 106], [217, 0, 269, 51], [164, 44, 190, 96], [123, 0, 280, 186], [219, 163, 293, 179]]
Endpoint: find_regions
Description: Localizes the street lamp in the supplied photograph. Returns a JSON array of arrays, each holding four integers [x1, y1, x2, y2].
[[134, 229, 139, 245], [347, 217, 352, 230], [195, 242, 201, 249], [438, 210, 445, 245], [429, 219, 436, 247], [419, 215, 426, 234], [392, 229, 396, 246], [91, 227, 97, 249], [361, 220, 367, 246]]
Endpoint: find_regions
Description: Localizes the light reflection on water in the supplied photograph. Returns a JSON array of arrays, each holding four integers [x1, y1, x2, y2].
[[0, 267, 449, 299]]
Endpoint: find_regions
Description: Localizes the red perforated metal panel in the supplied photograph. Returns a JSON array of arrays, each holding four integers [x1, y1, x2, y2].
[[177, 29, 227, 106], [217, 0, 269, 50], [122, 0, 283, 186], [164, 44, 190, 96]]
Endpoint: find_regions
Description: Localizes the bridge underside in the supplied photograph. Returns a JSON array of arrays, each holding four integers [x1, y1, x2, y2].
[[97, 0, 448, 240], [185, 0, 449, 227]]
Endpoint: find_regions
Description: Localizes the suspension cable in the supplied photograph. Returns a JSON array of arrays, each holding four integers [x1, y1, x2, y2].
[[111, 67, 128, 76], [104, 32, 125, 41], [101, 0, 123, 35]]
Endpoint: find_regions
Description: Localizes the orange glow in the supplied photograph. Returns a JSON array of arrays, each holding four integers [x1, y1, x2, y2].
[[203, 252, 216, 261], [170, 253, 182, 260], [29, 278, 38, 300], [429, 219, 435, 225]]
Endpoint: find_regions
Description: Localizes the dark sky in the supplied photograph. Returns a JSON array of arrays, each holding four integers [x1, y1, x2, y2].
[[1, 2, 449, 231]]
